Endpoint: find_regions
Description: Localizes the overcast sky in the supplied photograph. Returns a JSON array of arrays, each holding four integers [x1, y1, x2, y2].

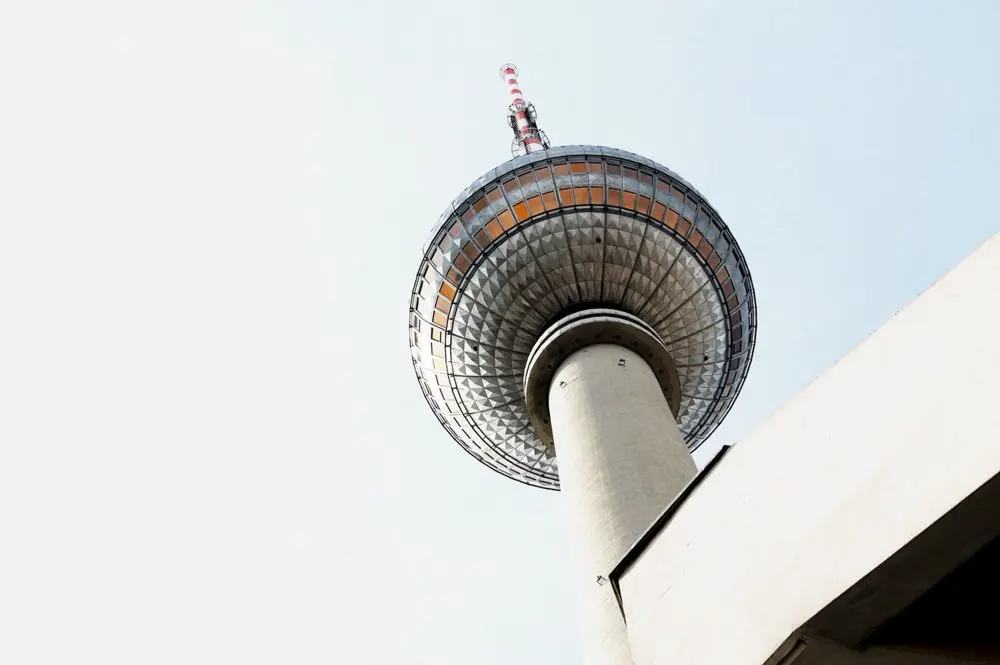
[[1, 1, 998, 664]]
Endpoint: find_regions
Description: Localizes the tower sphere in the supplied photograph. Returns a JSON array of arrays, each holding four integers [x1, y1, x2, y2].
[[409, 145, 757, 489]]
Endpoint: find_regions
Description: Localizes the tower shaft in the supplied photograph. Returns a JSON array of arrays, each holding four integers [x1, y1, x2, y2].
[[549, 344, 697, 665]]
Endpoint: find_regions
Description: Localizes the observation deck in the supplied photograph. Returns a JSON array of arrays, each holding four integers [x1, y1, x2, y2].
[[408, 145, 756, 489]]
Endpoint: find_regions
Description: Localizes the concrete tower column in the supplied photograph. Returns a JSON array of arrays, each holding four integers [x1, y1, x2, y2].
[[551, 344, 696, 665], [523, 310, 698, 665]]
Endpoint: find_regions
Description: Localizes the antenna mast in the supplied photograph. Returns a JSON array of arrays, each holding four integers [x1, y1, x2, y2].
[[500, 64, 550, 157]]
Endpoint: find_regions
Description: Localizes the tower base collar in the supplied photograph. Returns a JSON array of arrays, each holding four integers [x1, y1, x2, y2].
[[523, 308, 681, 445]]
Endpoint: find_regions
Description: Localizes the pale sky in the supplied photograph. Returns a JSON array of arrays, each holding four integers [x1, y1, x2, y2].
[[1, 2, 997, 664]]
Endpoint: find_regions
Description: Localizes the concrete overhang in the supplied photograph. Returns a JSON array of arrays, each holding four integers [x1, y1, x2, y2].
[[766, 468, 1000, 664], [608, 233, 1000, 665]]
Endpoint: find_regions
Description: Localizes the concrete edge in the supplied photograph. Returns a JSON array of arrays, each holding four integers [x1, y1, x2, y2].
[[607, 444, 734, 622]]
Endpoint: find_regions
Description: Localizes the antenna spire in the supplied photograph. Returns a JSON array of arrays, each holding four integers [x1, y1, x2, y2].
[[500, 64, 550, 157]]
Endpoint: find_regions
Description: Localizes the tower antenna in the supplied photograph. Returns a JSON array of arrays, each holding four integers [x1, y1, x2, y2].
[[500, 63, 550, 157]]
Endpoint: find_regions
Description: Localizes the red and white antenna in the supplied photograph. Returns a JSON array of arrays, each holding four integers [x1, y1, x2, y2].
[[500, 63, 550, 157]]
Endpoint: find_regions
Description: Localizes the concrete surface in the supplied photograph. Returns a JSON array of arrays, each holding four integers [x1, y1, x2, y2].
[[549, 343, 697, 665], [616, 233, 1000, 665]]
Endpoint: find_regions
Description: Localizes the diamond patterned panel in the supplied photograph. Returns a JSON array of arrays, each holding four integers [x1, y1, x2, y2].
[[602, 213, 647, 305], [563, 211, 606, 302], [522, 218, 580, 309]]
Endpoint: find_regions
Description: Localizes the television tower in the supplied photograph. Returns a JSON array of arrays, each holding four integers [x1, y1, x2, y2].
[[408, 65, 756, 665]]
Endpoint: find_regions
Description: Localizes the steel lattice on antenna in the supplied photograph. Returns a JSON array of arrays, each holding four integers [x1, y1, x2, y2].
[[500, 64, 550, 157]]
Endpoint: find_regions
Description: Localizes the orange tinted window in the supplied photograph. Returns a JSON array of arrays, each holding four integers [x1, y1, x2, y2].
[[665, 209, 679, 229], [677, 217, 691, 236], [689, 228, 704, 248], [447, 267, 461, 284], [553, 163, 571, 176], [463, 243, 481, 261], [486, 218, 504, 239], [608, 189, 621, 206], [622, 192, 637, 210], [526, 195, 544, 216], [439, 281, 457, 299], [474, 228, 490, 247], [652, 202, 666, 221], [570, 162, 587, 174], [717, 266, 731, 283], [541, 191, 558, 210], [590, 187, 604, 205], [587, 162, 603, 174], [435, 295, 451, 311], [637, 195, 651, 214], [559, 189, 574, 206], [498, 210, 516, 229], [722, 280, 736, 297], [471, 196, 487, 213], [513, 201, 530, 221], [573, 187, 590, 204], [707, 251, 721, 270], [432, 311, 448, 326], [453, 252, 471, 272]]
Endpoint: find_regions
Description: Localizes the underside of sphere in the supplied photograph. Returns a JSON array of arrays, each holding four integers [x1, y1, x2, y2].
[[408, 146, 756, 489]]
